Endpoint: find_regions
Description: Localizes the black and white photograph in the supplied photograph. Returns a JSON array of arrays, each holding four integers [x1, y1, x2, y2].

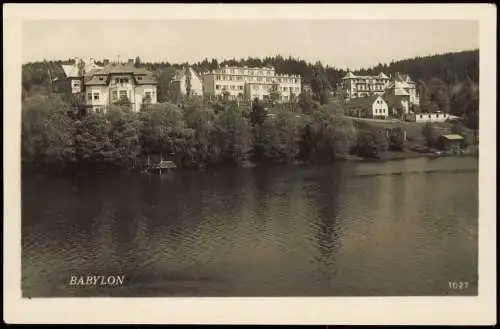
[[3, 3, 496, 325]]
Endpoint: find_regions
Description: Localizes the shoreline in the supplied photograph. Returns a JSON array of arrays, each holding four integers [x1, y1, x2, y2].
[[22, 148, 478, 177]]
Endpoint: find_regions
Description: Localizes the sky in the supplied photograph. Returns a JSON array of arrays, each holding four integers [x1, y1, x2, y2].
[[22, 19, 479, 70]]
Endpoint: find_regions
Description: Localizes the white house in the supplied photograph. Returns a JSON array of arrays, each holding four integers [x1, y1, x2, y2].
[[404, 112, 460, 123], [172, 67, 203, 96], [344, 95, 389, 119], [83, 63, 158, 112]]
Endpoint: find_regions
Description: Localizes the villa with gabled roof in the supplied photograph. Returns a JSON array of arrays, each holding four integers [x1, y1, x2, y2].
[[82, 61, 158, 112]]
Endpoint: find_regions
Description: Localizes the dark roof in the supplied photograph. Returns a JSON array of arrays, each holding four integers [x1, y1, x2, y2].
[[84, 76, 108, 86], [84, 63, 157, 85], [173, 67, 202, 82], [45, 62, 68, 81], [344, 95, 382, 110]]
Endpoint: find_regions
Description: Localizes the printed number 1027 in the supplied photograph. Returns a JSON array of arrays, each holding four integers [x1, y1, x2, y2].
[[449, 281, 469, 290]]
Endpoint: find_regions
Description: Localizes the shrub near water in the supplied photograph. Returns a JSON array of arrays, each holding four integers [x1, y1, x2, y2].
[[354, 129, 389, 158], [256, 110, 302, 163], [299, 108, 356, 162]]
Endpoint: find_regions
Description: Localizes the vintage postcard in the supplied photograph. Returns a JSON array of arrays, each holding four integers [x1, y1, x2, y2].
[[3, 3, 496, 325]]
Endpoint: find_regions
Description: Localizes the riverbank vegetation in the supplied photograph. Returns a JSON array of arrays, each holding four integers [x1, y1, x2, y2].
[[22, 49, 479, 172], [22, 93, 477, 172]]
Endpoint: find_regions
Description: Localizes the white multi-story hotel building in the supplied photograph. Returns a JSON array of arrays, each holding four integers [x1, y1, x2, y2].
[[337, 71, 419, 111], [201, 65, 301, 102], [337, 72, 391, 100]]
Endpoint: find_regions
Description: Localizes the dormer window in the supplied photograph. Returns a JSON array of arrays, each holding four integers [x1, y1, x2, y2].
[[138, 76, 142, 80], [99, 76, 104, 81]]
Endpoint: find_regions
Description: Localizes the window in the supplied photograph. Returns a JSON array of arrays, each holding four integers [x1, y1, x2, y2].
[[115, 79, 119, 84], [93, 92, 99, 100], [112, 91, 118, 101], [216, 75, 221, 80], [420, 114, 423, 118], [238, 86, 243, 90], [428, 114, 432, 118], [138, 76, 142, 80], [119, 90, 127, 99], [87, 93, 92, 101], [145, 91, 151, 99], [231, 85, 235, 90], [216, 85, 221, 90]]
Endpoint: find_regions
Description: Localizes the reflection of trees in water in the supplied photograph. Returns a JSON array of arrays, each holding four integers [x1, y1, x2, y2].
[[312, 164, 349, 279]]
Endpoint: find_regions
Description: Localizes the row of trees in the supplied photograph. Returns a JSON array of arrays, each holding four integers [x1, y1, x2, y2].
[[22, 94, 394, 171]]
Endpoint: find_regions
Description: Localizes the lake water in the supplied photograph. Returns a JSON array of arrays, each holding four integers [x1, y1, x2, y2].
[[22, 157, 479, 297]]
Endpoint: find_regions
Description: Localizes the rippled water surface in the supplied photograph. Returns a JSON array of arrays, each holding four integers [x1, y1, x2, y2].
[[22, 157, 479, 296]]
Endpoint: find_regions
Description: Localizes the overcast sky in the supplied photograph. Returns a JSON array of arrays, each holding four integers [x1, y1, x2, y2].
[[22, 19, 479, 69]]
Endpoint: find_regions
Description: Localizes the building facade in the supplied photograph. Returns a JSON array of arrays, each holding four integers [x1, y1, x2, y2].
[[337, 72, 391, 101], [201, 65, 301, 102], [404, 112, 459, 123], [172, 67, 203, 96], [83, 63, 158, 112], [337, 71, 419, 108], [344, 95, 389, 119], [391, 73, 419, 106], [62, 57, 104, 94]]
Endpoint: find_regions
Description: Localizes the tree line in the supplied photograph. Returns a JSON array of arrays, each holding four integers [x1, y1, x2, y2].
[[23, 49, 478, 108], [22, 93, 399, 171]]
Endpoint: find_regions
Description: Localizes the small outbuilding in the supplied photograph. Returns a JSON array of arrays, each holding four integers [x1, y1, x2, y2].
[[438, 134, 465, 151]]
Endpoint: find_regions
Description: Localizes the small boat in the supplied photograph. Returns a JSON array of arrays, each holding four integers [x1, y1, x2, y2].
[[147, 160, 177, 174]]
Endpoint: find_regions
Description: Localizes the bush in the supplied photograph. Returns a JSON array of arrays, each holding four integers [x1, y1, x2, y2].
[[422, 123, 439, 148], [355, 129, 389, 158], [389, 127, 406, 151], [299, 107, 356, 161], [257, 111, 301, 163]]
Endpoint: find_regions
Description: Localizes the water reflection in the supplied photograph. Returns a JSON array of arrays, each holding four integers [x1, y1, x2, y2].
[[22, 158, 479, 297]]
